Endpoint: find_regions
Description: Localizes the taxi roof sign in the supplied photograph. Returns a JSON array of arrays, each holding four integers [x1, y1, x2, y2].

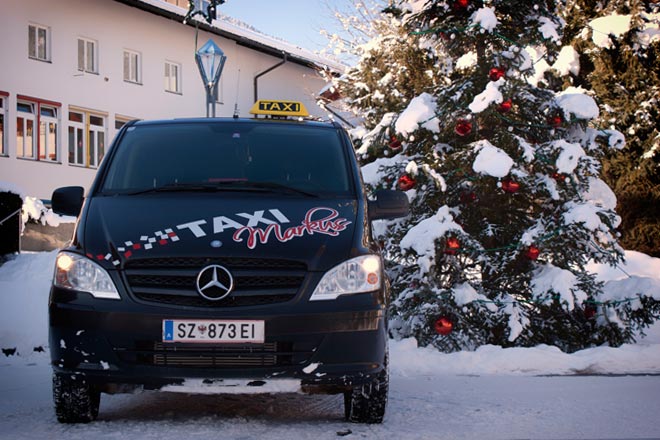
[[250, 100, 309, 118]]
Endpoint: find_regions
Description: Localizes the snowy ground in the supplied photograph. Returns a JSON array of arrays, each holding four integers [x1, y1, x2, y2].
[[1, 251, 660, 439]]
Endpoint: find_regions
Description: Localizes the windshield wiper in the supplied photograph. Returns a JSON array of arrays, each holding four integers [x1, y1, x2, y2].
[[240, 181, 319, 198], [117, 182, 267, 196], [110, 181, 318, 197]]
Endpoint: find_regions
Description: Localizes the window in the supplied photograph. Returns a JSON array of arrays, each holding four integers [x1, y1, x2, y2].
[[115, 115, 135, 131], [164, 61, 181, 93], [123, 50, 141, 84], [39, 106, 59, 161], [28, 24, 50, 62], [77, 38, 98, 74], [0, 94, 6, 156], [68, 109, 106, 168], [17, 102, 36, 159]]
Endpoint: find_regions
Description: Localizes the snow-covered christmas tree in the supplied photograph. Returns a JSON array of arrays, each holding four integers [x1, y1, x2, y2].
[[329, 0, 660, 352]]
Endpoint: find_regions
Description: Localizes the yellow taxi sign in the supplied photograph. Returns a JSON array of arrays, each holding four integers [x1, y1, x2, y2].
[[250, 100, 309, 117]]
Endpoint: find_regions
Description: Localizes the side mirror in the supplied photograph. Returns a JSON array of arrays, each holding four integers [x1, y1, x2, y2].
[[368, 189, 410, 220], [52, 186, 84, 217]]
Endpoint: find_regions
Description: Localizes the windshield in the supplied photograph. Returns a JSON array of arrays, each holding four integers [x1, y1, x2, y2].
[[100, 122, 353, 196]]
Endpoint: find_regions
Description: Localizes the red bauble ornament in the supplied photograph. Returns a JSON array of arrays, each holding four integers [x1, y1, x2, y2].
[[445, 237, 461, 255], [460, 191, 477, 204], [584, 305, 597, 320], [497, 99, 512, 113], [434, 316, 454, 336], [398, 174, 416, 191], [454, 120, 472, 136], [389, 135, 402, 151], [525, 245, 540, 260], [501, 178, 520, 193], [453, 0, 469, 9], [549, 115, 563, 128], [489, 67, 505, 81]]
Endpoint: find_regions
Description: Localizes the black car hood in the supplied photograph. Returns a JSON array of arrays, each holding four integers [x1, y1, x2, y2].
[[81, 194, 358, 272]]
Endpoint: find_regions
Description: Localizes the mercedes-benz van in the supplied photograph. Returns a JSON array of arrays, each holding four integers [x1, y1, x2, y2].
[[49, 101, 409, 424]]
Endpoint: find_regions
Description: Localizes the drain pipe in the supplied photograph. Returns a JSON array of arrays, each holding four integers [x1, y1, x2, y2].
[[254, 52, 287, 103]]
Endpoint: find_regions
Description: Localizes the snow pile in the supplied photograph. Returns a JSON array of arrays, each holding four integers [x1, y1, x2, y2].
[[531, 264, 586, 311], [587, 14, 633, 49], [468, 78, 504, 113], [553, 46, 580, 76], [0, 251, 57, 354], [21, 196, 76, 227], [390, 338, 660, 376], [554, 140, 586, 174], [538, 16, 561, 42], [455, 51, 477, 70], [555, 87, 599, 120], [395, 93, 439, 136], [471, 7, 499, 32], [472, 140, 514, 178], [451, 283, 494, 310], [400, 206, 463, 273], [360, 154, 407, 187], [583, 177, 617, 210], [354, 112, 397, 155]]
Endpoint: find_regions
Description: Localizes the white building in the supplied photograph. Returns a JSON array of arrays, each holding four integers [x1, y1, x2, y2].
[[0, 0, 342, 199]]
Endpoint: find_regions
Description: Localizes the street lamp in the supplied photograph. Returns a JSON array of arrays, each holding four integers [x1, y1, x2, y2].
[[195, 39, 227, 117]]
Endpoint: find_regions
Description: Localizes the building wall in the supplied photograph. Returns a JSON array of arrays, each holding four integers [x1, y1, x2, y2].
[[0, 0, 329, 199]]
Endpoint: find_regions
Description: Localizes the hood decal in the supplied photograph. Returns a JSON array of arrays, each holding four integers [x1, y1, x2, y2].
[[233, 207, 351, 250], [109, 206, 352, 261]]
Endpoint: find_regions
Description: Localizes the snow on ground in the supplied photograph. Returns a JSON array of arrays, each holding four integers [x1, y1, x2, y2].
[[1, 251, 660, 438]]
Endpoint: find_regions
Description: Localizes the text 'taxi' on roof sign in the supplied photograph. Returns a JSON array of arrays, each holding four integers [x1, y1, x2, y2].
[[250, 100, 309, 117]]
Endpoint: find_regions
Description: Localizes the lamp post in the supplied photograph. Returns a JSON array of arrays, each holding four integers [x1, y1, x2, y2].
[[195, 39, 227, 117]]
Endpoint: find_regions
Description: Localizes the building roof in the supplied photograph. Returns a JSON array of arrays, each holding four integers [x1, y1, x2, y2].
[[115, 0, 346, 73]]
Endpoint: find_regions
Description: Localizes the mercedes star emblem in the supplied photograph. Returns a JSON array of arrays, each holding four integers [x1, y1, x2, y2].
[[195, 264, 234, 301]]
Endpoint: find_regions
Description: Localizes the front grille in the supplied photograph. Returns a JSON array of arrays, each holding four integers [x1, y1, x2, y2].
[[114, 339, 320, 368], [123, 257, 307, 308], [152, 342, 278, 367]]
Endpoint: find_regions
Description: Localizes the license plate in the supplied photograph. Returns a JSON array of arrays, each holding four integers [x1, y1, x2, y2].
[[162, 320, 265, 343]]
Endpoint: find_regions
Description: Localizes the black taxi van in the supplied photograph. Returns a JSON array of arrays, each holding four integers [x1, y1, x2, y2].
[[49, 100, 409, 424]]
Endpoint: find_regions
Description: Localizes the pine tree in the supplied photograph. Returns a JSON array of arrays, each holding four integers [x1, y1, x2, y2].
[[332, 0, 659, 352], [561, 0, 660, 257]]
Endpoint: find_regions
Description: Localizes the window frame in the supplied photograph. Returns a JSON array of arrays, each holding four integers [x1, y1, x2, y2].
[[16, 101, 37, 160], [68, 107, 107, 169], [16, 95, 62, 163], [77, 37, 98, 74], [28, 23, 51, 62], [0, 92, 7, 157], [164, 60, 182, 94], [39, 105, 59, 162], [123, 49, 142, 84]]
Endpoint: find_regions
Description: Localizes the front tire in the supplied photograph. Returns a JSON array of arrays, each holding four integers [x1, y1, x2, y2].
[[53, 374, 100, 423], [344, 366, 388, 424]]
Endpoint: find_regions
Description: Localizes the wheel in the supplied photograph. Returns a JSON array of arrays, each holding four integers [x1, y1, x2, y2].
[[52, 373, 100, 423], [343, 365, 388, 424]]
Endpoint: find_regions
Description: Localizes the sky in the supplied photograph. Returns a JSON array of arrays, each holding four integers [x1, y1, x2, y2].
[[217, 0, 354, 53]]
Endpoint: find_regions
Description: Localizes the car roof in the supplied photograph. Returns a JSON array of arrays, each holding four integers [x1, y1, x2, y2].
[[130, 117, 338, 129]]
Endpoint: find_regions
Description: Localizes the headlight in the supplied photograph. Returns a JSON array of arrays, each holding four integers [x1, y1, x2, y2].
[[309, 255, 382, 301], [54, 251, 121, 300]]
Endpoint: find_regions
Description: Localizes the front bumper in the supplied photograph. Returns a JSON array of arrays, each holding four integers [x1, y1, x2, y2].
[[49, 287, 387, 394]]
